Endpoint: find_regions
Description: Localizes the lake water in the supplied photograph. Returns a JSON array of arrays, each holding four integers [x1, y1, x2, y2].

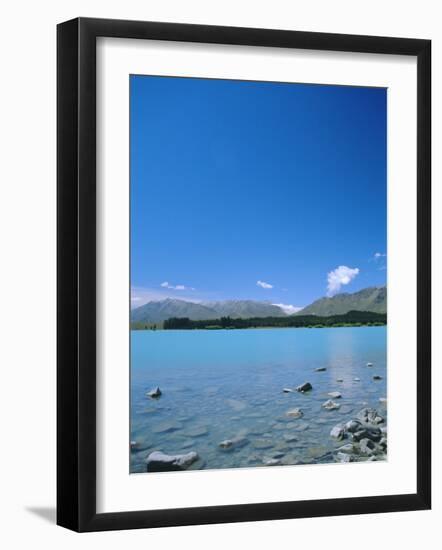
[[130, 326, 387, 473]]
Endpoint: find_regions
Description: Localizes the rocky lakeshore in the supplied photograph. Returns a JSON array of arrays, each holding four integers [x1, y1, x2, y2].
[[132, 363, 387, 473]]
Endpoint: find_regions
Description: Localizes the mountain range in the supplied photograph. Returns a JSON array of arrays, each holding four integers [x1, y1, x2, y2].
[[294, 286, 387, 316], [130, 286, 386, 324], [130, 299, 285, 323]]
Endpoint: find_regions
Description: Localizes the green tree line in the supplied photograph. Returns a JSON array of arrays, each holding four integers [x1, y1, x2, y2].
[[162, 310, 386, 330]]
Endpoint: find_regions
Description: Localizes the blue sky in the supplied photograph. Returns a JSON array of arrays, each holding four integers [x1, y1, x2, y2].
[[130, 75, 386, 310]]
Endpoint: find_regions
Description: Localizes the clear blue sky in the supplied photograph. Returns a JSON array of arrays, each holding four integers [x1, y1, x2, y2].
[[130, 75, 386, 309]]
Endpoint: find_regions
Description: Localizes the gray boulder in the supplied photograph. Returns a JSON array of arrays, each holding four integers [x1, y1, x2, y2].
[[336, 443, 356, 454], [357, 408, 384, 425], [146, 386, 162, 398], [330, 424, 346, 440], [359, 438, 376, 455], [352, 427, 382, 443], [336, 452, 354, 463], [322, 399, 340, 410], [146, 450, 199, 472], [328, 391, 342, 399], [296, 382, 313, 393], [345, 420, 362, 433]]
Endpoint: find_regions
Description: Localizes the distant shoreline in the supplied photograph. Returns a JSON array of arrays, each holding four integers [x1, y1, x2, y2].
[[131, 310, 386, 331]]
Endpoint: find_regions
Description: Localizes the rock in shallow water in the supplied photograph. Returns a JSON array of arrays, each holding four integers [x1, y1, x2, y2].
[[183, 426, 209, 437], [336, 452, 354, 463], [315, 367, 327, 372], [253, 438, 274, 450], [328, 391, 342, 399], [352, 427, 382, 443], [322, 399, 340, 410], [330, 424, 346, 440], [357, 408, 384, 425], [336, 443, 356, 454], [296, 382, 313, 393], [146, 451, 199, 472], [219, 436, 248, 451], [146, 386, 162, 398], [152, 420, 183, 434], [345, 420, 362, 433], [359, 438, 376, 455], [286, 408, 304, 419]]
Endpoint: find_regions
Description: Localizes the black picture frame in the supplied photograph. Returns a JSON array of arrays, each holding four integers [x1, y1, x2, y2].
[[57, 17, 431, 532]]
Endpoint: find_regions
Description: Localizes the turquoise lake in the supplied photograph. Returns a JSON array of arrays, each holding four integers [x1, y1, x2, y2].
[[130, 326, 387, 473]]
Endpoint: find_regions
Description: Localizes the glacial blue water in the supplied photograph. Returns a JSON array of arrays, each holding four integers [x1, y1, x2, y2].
[[130, 327, 387, 473]]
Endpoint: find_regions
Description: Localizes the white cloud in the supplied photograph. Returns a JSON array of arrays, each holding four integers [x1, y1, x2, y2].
[[160, 281, 194, 291], [326, 265, 360, 296], [374, 252, 387, 260], [273, 303, 303, 314], [257, 280, 273, 289]]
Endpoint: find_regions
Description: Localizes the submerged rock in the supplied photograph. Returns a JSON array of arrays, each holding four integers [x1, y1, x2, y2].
[[146, 450, 199, 472], [336, 378, 344, 382], [353, 377, 361, 382], [146, 386, 162, 398], [373, 375, 383, 381], [315, 367, 327, 372], [152, 420, 183, 434], [130, 440, 139, 451], [322, 399, 341, 411], [286, 408, 304, 419], [379, 397, 387, 406], [218, 436, 248, 451], [296, 382, 313, 393], [283, 387, 294, 393], [183, 426, 209, 437], [226, 398, 247, 411], [366, 362, 373, 367], [328, 391, 342, 399], [253, 438, 275, 450]]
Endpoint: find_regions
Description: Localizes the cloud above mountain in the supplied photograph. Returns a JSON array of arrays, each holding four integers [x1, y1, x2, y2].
[[257, 280, 273, 289], [326, 265, 360, 296], [273, 303, 303, 314], [160, 281, 195, 291]]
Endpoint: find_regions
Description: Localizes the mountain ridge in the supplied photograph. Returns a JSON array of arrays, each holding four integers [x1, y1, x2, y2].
[[294, 286, 386, 316], [131, 286, 387, 323]]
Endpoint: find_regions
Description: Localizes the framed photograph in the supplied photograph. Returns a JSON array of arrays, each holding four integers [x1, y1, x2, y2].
[[57, 17, 431, 532]]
